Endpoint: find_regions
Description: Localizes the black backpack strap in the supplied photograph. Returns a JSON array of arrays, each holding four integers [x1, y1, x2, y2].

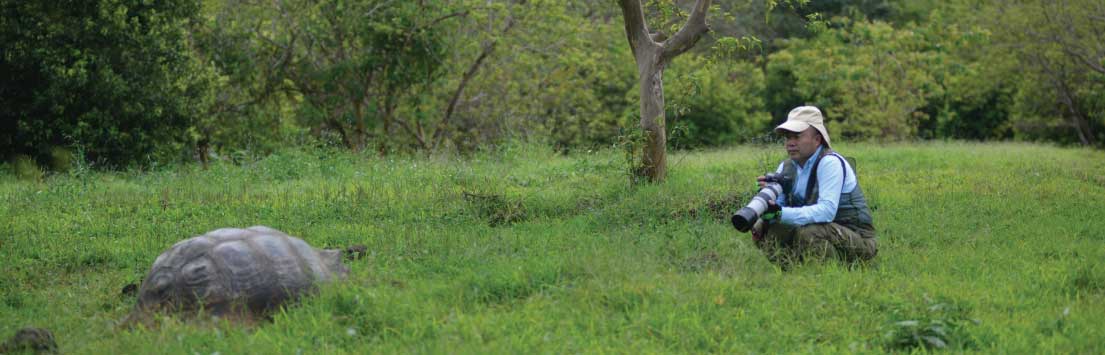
[[807, 153, 848, 202], [829, 153, 847, 185], [805, 153, 825, 204]]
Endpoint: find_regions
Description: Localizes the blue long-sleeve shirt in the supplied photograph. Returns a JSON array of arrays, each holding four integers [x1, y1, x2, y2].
[[774, 145, 858, 226]]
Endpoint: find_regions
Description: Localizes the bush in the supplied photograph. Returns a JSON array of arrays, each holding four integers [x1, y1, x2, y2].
[[12, 155, 43, 182], [882, 296, 980, 351], [766, 19, 943, 140], [765, 15, 1001, 142], [665, 55, 772, 147]]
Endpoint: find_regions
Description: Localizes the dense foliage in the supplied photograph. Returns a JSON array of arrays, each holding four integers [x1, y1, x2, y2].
[[3, 0, 1103, 169], [1, 0, 212, 168]]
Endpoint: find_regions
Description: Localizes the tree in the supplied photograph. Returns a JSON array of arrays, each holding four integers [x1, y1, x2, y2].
[[205, 0, 535, 154], [994, 0, 1104, 146], [210, 0, 457, 153], [290, 1, 452, 153], [416, 1, 635, 153], [188, 1, 300, 167], [618, 0, 712, 183], [0, 0, 212, 168]]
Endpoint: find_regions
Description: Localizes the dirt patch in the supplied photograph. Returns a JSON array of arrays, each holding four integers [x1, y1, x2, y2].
[[463, 191, 528, 227], [673, 193, 752, 223], [680, 250, 722, 273]]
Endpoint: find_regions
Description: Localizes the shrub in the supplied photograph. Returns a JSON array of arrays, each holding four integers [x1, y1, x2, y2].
[[882, 296, 980, 350], [666, 55, 772, 147]]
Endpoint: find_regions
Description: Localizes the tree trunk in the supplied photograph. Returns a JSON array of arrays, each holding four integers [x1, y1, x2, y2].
[[1031, 52, 1097, 146], [638, 55, 668, 181], [618, 0, 711, 183], [196, 135, 211, 170], [353, 99, 367, 152]]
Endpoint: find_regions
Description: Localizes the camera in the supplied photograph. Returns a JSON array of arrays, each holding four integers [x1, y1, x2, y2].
[[731, 172, 789, 232]]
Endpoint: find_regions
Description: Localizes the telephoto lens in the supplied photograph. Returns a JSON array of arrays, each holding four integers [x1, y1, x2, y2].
[[731, 174, 788, 232]]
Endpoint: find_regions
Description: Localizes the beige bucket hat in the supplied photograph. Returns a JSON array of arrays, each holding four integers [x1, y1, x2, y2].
[[775, 106, 831, 148]]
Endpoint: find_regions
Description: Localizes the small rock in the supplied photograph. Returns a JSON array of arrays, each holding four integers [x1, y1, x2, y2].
[[344, 244, 368, 261], [0, 327, 57, 354]]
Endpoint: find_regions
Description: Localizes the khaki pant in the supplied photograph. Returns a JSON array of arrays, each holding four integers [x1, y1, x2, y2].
[[754, 222, 877, 267]]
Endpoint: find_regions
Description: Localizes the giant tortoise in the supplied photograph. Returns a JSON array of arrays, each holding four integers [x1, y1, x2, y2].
[[129, 226, 348, 322]]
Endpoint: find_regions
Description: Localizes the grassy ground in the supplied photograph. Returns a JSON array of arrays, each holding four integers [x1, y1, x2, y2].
[[2, 142, 1104, 353]]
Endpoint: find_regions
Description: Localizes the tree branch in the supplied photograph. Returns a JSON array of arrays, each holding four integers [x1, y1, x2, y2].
[[1062, 47, 1105, 75], [393, 117, 429, 149], [1031, 52, 1093, 145], [617, 0, 657, 58], [423, 10, 471, 30], [430, 43, 493, 150], [430, 14, 516, 151], [661, 0, 712, 63], [328, 116, 354, 149]]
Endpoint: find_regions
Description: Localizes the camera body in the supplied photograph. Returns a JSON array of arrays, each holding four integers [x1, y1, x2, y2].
[[762, 172, 788, 185], [731, 172, 791, 232]]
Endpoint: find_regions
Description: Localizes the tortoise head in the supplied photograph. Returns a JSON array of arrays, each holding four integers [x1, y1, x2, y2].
[[319, 249, 349, 280]]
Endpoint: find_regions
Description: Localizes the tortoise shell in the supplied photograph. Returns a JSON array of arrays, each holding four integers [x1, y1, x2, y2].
[[136, 226, 348, 315]]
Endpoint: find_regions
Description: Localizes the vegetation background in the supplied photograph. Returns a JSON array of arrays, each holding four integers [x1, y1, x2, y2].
[[3, 0, 1104, 170], [2, 0, 1105, 353]]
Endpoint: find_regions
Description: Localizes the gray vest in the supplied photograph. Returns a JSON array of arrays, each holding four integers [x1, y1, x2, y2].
[[781, 148, 874, 232]]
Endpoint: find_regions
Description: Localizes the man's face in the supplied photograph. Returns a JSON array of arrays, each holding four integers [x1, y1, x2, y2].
[[783, 128, 822, 163]]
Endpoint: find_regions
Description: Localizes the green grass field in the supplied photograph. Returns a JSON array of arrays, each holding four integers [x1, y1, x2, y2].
[[3, 142, 1104, 353]]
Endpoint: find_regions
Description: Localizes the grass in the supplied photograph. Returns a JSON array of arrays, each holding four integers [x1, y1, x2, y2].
[[2, 141, 1104, 353]]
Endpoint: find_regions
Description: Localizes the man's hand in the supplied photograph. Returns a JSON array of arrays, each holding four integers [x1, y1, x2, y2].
[[762, 198, 781, 223], [756, 175, 767, 188], [751, 219, 764, 241]]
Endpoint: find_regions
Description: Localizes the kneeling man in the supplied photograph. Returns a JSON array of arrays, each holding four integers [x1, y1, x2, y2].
[[751, 106, 877, 266]]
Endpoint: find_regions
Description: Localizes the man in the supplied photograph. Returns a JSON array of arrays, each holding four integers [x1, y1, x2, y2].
[[750, 106, 877, 266]]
